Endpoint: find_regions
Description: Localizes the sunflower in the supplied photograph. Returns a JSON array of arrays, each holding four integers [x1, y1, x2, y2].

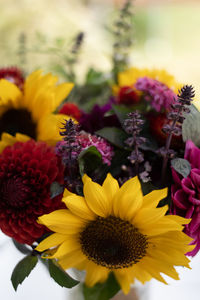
[[0, 70, 74, 145], [36, 174, 193, 294], [113, 67, 181, 96]]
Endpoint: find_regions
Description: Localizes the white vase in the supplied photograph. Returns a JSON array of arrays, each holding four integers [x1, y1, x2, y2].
[[66, 270, 150, 300], [112, 282, 150, 300]]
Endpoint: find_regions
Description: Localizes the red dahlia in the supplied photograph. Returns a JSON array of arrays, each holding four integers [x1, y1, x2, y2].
[[0, 140, 64, 244], [59, 102, 82, 121], [0, 66, 24, 90], [148, 112, 184, 149], [117, 86, 140, 105]]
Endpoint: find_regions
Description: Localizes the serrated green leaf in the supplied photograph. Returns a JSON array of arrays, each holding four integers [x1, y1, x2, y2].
[[182, 104, 200, 146], [48, 260, 79, 288], [96, 127, 127, 148], [171, 158, 191, 178], [50, 182, 64, 199], [78, 146, 102, 176], [83, 273, 120, 300], [11, 255, 38, 291]]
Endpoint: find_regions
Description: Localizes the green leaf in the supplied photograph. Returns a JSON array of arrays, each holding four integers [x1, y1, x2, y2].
[[50, 182, 64, 198], [11, 255, 38, 291], [96, 127, 127, 148], [141, 181, 157, 196], [85, 68, 106, 85], [182, 104, 200, 146], [12, 239, 32, 255], [112, 104, 132, 125], [78, 146, 102, 176], [83, 273, 120, 300], [48, 260, 79, 288], [171, 158, 191, 178]]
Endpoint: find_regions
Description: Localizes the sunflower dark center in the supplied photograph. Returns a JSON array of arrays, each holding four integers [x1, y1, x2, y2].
[[80, 215, 148, 269], [0, 108, 37, 139], [0, 176, 31, 208]]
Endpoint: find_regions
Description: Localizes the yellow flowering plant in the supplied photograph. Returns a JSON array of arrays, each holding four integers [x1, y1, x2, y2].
[[0, 1, 200, 300]]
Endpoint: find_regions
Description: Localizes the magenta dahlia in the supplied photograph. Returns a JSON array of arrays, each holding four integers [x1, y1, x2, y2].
[[0, 140, 64, 245], [171, 140, 200, 256], [135, 77, 177, 112]]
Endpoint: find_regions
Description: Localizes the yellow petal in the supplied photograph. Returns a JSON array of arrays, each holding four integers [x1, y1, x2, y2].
[[23, 71, 57, 109], [113, 176, 143, 221], [118, 68, 138, 87], [83, 175, 111, 217], [102, 173, 119, 205], [54, 82, 74, 108], [130, 264, 152, 284], [58, 249, 86, 270], [23, 70, 73, 120], [85, 261, 109, 287], [147, 247, 191, 268], [114, 269, 134, 294], [63, 195, 95, 220], [140, 218, 183, 236], [147, 256, 179, 280], [36, 233, 68, 252], [156, 230, 193, 244], [142, 188, 168, 209], [63, 188, 74, 198], [0, 79, 22, 107], [37, 113, 76, 145], [48, 238, 80, 259], [165, 215, 192, 225], [133, 206, 168, 228], [138, 258, 167, 284], [0, 132, 30, 153], [38, 209, 85, 234], [149, 231, 194, 253], [117, 67, 179, 92]]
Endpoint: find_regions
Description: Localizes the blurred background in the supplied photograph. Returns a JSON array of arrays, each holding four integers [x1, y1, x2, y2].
[[1, 0, 200, 299], [0, 0, 200, 93]]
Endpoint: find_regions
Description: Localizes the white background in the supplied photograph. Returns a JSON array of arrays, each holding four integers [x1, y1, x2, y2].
[[1, 231, 200, 300]]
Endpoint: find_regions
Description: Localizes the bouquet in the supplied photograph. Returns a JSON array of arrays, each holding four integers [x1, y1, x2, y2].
[[0, 1, 200, 299]]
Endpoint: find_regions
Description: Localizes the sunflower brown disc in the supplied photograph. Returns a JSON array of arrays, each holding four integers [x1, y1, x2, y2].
[[0, 108, 37, 139], [80, 216, 148, 269]]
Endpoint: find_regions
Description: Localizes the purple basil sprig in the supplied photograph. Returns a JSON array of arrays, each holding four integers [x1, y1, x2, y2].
[[160, 85, 195, 183], [124, 111, 146, 175]]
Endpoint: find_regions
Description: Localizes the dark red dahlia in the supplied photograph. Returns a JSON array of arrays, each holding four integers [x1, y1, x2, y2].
[[58, 102, 82, 121], [117, 86, 140, 105], [0, 67, 24, 90], [147, 112, 184, 149], [0, 140, 64, 245]]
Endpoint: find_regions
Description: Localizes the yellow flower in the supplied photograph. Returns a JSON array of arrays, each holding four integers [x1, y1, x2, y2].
[[0, 70, 74, 145], [113, 67, 181, 95], [36, 174, 193, 294], [0, 132, 30, 153]]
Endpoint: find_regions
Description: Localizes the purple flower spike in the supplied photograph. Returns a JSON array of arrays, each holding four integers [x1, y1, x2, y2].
[[171, 140, 200, 256]]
